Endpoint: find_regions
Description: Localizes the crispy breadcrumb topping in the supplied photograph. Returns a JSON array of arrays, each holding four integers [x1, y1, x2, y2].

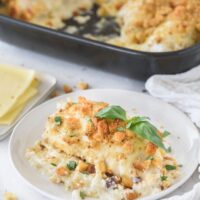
[[1, 0, 200, 51]]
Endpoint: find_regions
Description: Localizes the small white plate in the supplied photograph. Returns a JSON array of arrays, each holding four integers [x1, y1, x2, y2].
[[0, 72, 56, 140], [9, 89, 200, 200]]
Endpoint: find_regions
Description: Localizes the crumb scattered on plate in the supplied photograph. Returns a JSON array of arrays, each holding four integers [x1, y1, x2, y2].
[[77, 82, 89, 90], [63, 84, 73, 93], [50, 90, 59, 98]]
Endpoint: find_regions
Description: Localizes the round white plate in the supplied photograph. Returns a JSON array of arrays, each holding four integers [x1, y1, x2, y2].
[[9, 89, 200, 200]]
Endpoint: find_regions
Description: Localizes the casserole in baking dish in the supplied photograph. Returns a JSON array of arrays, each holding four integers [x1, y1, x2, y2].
[[1, 1, 200, 78], [1, 0, 200, 52]]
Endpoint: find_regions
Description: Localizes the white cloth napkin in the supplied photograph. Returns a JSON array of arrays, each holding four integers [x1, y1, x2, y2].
[[145, 66, 200, 128], [145, 66, 200, 200]]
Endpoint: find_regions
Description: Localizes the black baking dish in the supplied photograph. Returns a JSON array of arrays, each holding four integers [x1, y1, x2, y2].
[[0, 15, 200, 79]]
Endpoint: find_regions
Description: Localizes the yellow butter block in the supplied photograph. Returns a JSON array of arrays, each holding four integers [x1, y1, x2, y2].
[[0, 84, 38, 124], [0, 64, 35, 117]]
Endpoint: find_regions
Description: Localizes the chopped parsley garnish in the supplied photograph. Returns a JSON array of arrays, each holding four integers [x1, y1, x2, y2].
[[67, 161, 77, 171], [95, 106, 127, 121], [165, 165, 176, 171], [167, 146, 172, 153], [50, 163, 57, 167], [117, 127, 126, 132], [162, 130, 171, 138], [160, 175, 168, 181], [54, 116, 62, 126], [69, 133, 78, 137], [85, 116, 91, 123], [146, 155, 154, 160], [80, 191, 87, 199]]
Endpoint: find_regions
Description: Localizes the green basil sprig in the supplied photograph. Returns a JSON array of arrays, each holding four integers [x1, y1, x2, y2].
[[95, 106, 127, 121], [95, 105, 171, 152], [126, 117, 168, 152], [126, 116, 149, 127]]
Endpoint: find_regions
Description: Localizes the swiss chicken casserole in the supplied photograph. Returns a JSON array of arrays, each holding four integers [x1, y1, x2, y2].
[[26, 97, 180, 200]]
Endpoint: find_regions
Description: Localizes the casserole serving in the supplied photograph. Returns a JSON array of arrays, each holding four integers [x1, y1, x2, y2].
[[9, 89, 200, 200], [26, 96, 180, 200]]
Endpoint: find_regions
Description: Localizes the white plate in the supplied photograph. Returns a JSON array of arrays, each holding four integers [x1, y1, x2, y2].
[[9, 89, 200, 200], [0, 71, 56, 140]]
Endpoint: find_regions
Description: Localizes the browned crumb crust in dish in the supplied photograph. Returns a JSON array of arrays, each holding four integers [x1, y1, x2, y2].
[[1, 0, 200, 52], [1, 0, 94, 28]]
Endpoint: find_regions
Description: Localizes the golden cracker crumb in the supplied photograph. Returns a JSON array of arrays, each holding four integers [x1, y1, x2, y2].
[[50, 90, 59, 98], [77, 82, 89, 90], [126, 192, 139, 200], [63, 84, 73, 93]]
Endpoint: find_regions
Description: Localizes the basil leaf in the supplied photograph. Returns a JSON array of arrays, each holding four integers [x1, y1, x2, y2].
[[126, 116, 149, 128], [162, 130, 171, 138], [50, 163, 57, 167], [127, 117, 167, 151], [95, 106, 127, 121], [67, 161, 77, 171], [54, 116, 62, 126], [165, 165, 176, 171]]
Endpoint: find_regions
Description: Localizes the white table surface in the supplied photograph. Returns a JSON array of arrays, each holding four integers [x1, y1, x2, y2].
[[0, 40, 198, 200]]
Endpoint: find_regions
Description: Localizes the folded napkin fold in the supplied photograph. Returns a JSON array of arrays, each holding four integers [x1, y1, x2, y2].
[[145, 66, 200, 200], [145, 66, 200, 128]]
